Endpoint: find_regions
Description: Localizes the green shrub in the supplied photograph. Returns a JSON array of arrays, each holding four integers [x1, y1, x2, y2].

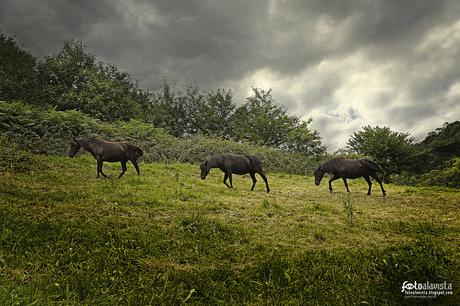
[[0, 136, 43, 173], [391, 158, 460, 188], [0, 101, 318, 174], [389, 171, 421, 186], [419, 157, 460, 188]]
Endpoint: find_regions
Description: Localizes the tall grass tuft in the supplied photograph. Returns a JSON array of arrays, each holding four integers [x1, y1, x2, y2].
[[342, 194, 354, 227]]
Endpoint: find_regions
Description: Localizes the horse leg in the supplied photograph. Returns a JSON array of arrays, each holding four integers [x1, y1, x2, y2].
[[223, 172, 231, 189], [118, 161, 127, 179], [97, 160, 108, 178], [249, 172, 257, 191], [131, 159, 140, 176], [228, 172, 233, 190], [370, 173, 386, 196], [364, 176, 372, 195], [258, 170, 270, 193], [328, 176, 339, 193], [342, 178, 350, 193]]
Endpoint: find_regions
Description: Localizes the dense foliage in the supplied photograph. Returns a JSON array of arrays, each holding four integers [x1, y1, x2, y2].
[[416, 121, 460, 172], [0, 33, 42, 103], [0, 101, 318, 174], [39, 41, 152, 122]]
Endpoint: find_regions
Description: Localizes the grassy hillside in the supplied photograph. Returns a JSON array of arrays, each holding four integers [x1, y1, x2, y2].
[[0, 154, 459, 304]]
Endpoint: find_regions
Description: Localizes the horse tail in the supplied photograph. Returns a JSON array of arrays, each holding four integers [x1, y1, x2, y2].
[[135, 146, 144, 158], [246, 155, 263, 171], [361, 159, 384, 172], [128, 144, 144, 161], [362, 159, 386, 182]]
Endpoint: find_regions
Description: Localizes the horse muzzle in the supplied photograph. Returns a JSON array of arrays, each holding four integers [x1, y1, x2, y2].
[[201, 176, 206, 180]]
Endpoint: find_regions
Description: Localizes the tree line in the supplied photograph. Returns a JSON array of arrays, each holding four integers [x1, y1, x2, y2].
[[1, 32, 459, 186], [0, 34, 325, 156]]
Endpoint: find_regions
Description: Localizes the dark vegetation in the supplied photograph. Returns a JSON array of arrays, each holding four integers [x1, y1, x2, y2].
[[0, 101, 318, 175]]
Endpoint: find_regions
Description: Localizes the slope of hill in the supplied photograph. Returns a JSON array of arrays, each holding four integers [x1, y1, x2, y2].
[[0, 154, 458, 304]]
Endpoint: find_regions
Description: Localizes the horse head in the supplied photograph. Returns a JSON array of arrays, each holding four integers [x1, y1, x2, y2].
[[314, 166, 325, 186], [200, 160, 210, 180], [68, 138, 81, 157]]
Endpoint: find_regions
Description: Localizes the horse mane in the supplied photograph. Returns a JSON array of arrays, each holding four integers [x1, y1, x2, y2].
[[76, 137, 104, 151], [207, 154, 223, 169], [321, 157, 346, 172]]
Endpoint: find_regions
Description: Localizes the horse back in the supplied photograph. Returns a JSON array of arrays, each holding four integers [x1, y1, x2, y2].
[[330, 158, 365, 178], [98, 141, 129, 162], [220, 154, 251, 174]]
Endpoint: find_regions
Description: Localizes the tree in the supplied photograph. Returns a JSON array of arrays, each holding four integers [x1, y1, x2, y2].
[[407, 121, 460, 174], [346, 126, 416, 175], [181, 85, 205, 135], [149, 80, 202, 137], [195, 89, 235, 138], [150, 82, 235, 138], [231, 88, 296, 147], [285, 119, 326, 156], [39, 40, 150, 121], [421, 121, 460, 161], [0, 33, 43, 104]]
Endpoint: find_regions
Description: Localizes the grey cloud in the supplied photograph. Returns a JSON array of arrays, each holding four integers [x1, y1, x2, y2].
[[0, 0, 120, 55]]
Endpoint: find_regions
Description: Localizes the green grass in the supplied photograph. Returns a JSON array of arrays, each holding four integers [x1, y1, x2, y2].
[[0, 155, 459, 305]]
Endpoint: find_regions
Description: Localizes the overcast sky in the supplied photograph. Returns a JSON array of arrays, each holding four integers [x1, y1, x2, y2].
[[1, 0, 459, 151]]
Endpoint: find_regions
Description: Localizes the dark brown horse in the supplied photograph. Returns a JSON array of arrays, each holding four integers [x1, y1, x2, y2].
[[200, 154, 270, 193], [69, 138, 144, 178], [314, 157, 386, 196]]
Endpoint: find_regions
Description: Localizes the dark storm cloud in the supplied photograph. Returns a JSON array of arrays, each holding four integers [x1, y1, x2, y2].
[[0, 0, 121, 54], [1, 0, 459, 150]]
